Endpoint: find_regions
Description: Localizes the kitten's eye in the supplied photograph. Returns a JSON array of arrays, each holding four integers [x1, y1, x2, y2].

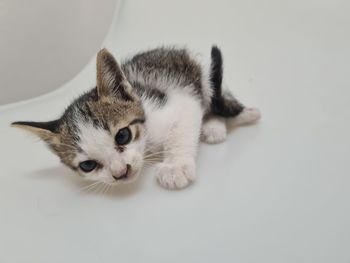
[[79, 160, 97, 172], [115, 127, 132, 145]]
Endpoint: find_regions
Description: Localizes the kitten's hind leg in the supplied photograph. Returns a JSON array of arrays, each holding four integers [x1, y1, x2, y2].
[[201, 116, 227, 144], [226, 107, 261, 129]]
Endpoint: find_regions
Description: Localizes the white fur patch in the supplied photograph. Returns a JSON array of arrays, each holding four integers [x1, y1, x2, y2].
[[156, 160, 196, 189], [73, 122, 145, 185], [226, 107, 261, 128], [189, 50, 213, 111], [201, 117, 227, 144], [144, 89, 203, 189]]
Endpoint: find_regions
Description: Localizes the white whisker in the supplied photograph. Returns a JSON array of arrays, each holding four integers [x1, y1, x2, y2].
[[80, 181, 100, 192]]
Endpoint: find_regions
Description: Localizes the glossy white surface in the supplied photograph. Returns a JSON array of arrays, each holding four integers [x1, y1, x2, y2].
[[1, 0, 350, 262], [0, 0, 118, 105]]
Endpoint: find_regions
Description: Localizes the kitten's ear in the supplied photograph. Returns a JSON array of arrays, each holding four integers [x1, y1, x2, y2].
[[96, 48, 126, 99], [11, 120, 60, 142]]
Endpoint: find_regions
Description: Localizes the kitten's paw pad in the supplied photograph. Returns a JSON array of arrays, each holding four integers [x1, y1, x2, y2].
[[201, 119, 227, 144], [156, 162, 196, 190]]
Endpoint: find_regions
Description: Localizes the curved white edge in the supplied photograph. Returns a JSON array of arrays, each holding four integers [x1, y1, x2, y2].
[[0, 0, 124, 113]]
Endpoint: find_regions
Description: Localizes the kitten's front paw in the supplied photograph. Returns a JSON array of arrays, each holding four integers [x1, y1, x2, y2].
[[155, 161, 196, 190]]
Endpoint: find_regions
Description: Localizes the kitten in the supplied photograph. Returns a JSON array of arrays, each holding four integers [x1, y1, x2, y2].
[[12, 46, 260, 190]]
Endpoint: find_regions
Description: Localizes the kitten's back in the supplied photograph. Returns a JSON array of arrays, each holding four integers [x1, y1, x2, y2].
[[122, 48, 201, 87]]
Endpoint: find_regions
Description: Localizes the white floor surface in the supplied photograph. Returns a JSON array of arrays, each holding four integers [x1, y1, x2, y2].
[[1, 0, 350, 262]]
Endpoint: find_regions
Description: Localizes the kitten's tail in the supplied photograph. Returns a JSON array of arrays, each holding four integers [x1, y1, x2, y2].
[[209, 46, 244, 117]]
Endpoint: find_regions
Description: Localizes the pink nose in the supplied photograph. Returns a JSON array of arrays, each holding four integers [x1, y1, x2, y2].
[[112, 164, 130, 181]]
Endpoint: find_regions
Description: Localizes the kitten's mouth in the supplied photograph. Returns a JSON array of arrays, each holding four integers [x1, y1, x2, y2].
[[112, 164, 131, 181]]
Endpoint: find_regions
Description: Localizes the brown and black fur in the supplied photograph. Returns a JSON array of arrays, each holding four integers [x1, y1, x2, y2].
[[12, 46, 244, 169]]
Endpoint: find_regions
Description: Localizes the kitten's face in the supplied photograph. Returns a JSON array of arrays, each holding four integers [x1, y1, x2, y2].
[[12, 49, 146, 186], [66, 96, 146, 185]]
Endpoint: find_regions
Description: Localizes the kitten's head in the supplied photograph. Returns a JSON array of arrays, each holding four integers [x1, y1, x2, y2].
[[12, 49, 146, 185]]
